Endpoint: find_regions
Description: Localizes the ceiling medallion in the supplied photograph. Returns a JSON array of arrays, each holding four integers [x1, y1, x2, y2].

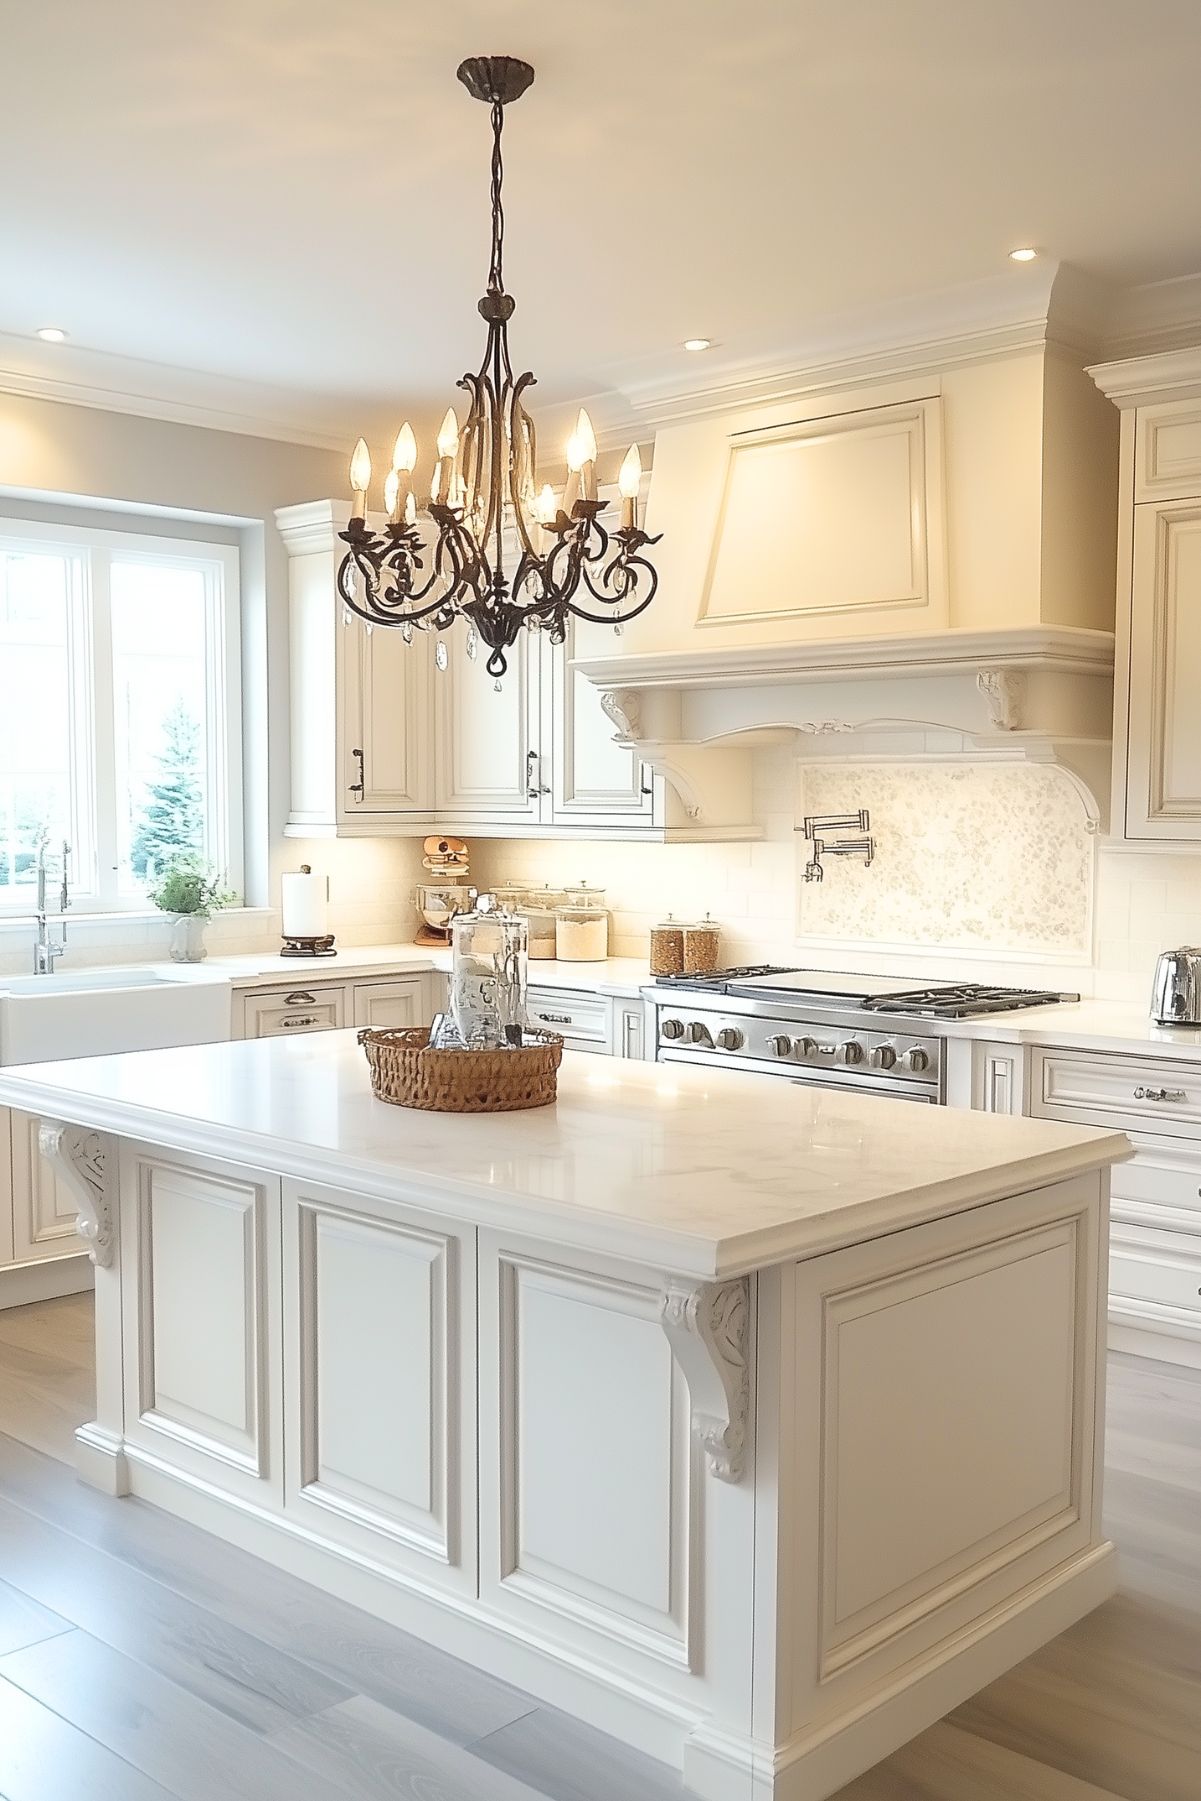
[[338, 55, 662, 681]]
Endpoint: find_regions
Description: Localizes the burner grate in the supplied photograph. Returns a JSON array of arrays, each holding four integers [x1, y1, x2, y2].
[[862, 985, 1076, 1019]]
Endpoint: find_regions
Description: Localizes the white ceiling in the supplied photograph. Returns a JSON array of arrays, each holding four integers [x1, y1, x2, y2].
[[5, 0, 1201, 447]]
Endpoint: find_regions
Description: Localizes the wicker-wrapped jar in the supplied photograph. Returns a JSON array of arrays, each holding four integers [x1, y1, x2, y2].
[[359, 1025, 563, 1113]]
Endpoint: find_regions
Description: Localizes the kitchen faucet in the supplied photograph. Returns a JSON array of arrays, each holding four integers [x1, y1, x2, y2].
[[33, 837, 71, 975]]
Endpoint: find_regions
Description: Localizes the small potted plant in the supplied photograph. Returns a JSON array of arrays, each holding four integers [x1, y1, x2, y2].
[[149, 857, 234, 963]]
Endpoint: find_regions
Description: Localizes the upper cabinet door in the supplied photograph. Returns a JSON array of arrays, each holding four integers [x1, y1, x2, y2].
[[1135, 399, 1201, 503], [549, 620, 652, 827], [341, 621, 433, 817], [434, 627, 545, 821], [1126, 499, 1201, 838]]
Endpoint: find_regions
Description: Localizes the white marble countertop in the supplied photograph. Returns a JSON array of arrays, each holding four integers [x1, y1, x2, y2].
[[927, 998, 1201, 1060], [0, 1033, 1128, 1280]]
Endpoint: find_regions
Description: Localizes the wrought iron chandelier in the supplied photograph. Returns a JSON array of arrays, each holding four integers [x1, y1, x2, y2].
[[337, 54, 661, 682]]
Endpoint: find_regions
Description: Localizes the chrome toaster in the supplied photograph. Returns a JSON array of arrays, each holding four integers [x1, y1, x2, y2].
[[1151, 947, 1201, 1025]]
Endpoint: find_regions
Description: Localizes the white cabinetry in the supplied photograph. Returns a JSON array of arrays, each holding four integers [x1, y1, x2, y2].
[[433, 626, 544, 824], [0, 1106, 92, 1308], [278, 500, 434, 836], [1091, 352, 1201, 840], [278, 499, 662, 840], [1029, 1042, 1201, 1366], [236, 974, 431, 1041]]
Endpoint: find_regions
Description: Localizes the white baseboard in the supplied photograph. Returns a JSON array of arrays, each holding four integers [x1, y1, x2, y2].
[[1109, 1320, 1201, 1370], [0, 1252, 93, 1311]]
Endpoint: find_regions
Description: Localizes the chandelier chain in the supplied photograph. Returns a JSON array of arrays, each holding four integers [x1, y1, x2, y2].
[[487, 100, 505, 295]]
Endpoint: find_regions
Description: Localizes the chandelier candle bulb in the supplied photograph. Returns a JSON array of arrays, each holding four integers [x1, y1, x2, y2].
[[436, 407, 459, 505], [384, 468, 401, 522], [618, 443, 642, 529], [393, 422, 417, 473], [349, 438, 372, 517], [576, 408, 598, 502]]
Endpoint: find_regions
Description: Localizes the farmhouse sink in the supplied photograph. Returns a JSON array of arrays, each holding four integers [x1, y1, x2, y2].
[[0, 967, 231, 1065]]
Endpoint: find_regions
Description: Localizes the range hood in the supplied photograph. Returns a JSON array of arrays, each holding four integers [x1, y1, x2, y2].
[[577, 624, 1116, 836]]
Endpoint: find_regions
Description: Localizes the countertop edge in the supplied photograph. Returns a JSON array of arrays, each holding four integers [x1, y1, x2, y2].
[[0, 1066, 1131, 1283]]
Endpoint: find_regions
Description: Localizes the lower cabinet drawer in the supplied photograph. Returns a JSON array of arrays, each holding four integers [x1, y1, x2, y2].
[[1032, 1047, 1201, 1137], [1110, 1142, 1201, 1230], [241, 985, 348, 1038], [1110, 1219, 1201, 1322], [526, 988, 608, 1050]]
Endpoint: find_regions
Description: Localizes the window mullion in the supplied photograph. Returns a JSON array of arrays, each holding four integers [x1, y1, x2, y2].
[[88, 550, 119, 904]]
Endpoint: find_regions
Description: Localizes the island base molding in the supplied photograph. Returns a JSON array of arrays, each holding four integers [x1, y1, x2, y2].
[[70, 1136, 1115, 1801]]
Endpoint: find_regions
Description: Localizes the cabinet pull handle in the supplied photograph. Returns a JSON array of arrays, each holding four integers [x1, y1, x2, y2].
[[281, 1015, 319, 1029], [536, 1011, 572, 1025], [1133, 1085, 1187, 1102], [349, 747, 365, 798], [284, 991, 317, 1004], [525, 749, 550, 799]]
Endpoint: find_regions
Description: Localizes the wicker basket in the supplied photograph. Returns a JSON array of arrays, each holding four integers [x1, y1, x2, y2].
[[358, 1025, 563, 1113]]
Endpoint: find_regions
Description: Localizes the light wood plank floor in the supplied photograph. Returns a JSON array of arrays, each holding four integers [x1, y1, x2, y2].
[[0, 1294, 1197, 1800]]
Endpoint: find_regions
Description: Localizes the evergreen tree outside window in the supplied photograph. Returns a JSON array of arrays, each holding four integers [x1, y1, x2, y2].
[[129, 700, 205, 879]]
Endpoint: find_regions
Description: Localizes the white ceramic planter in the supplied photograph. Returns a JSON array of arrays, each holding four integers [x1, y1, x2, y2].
[[168, 913, 208, 963]]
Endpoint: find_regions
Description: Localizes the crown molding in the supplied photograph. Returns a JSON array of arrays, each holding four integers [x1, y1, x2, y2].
[[0, 347, 352, 453], [1099, 272, 1201, 361], [1088, 344, 1201, 407]]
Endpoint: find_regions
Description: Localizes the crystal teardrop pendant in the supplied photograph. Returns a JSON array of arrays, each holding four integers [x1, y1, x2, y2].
[[466, 626, 478, 661], [435, 640, 449, 671]]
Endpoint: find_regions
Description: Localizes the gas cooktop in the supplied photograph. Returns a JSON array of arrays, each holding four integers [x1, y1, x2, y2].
[[653, 966, 1077, 1020]]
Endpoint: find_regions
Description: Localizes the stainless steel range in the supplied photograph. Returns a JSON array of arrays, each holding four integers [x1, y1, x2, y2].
[[650, 967, 1077, 1103]]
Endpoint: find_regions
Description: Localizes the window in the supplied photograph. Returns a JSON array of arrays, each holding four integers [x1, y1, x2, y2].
[[0, 520, 241, 908]]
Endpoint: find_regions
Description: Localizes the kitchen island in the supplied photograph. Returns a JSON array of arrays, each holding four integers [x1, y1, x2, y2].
[[0, 1034, 1128, 1801]]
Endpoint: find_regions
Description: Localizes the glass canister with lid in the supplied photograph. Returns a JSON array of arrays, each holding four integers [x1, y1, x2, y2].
[[683, 912, 722, 975], [447, 894, 529, 1047], [555, 882, 609, 963], [649, 914, 687, 977], [518, 884, 566, 960]]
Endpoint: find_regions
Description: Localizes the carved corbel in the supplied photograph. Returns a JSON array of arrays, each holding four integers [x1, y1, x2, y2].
[[977, 670, 1027, 730], [38, 1121, 114, 1267], [660, 1276, 750, 1482], [598, 686, 643, 741]]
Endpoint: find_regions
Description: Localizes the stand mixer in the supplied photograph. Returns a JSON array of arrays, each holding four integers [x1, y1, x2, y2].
[[414, 836, 475, 947]]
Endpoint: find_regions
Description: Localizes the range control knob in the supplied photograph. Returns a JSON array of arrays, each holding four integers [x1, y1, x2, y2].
[[661, 1017, 685, 1041], [769, 1034, 794, 1058], [716, 1027, 744, 1051], [688, 1020, 713, 1046], [796, 1035, 818, 1059], [840, 1040, 864, 1066], [871, 1044, 898, 1070], [906, 1047, 931, 1073]]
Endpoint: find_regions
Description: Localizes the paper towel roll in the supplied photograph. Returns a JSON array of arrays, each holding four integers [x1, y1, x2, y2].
[[281, 867, 329, 940]]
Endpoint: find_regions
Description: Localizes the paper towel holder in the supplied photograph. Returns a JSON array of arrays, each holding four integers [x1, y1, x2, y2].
[[281, 864, 337, 959]]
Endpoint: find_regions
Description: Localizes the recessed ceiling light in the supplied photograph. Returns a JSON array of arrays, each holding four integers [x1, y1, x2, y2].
[[36, 326, 68, 342], [682, 337, 712, 352], [1008, 247, 1038, 263]]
